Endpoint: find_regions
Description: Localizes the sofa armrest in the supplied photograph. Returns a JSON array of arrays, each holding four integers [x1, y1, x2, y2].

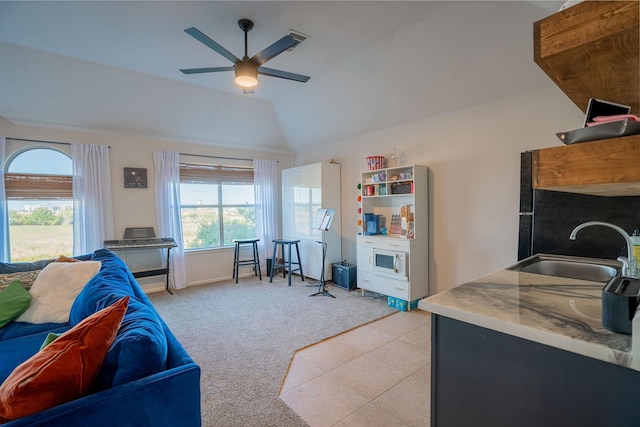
[[2, 363, 201, 427]]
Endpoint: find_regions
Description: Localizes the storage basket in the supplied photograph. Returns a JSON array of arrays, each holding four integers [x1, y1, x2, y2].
[[367, 156, 385, 171]]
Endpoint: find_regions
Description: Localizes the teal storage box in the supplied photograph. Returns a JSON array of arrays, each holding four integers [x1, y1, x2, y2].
[[395, 298, 419, 312], [387, 296, 397, 308]]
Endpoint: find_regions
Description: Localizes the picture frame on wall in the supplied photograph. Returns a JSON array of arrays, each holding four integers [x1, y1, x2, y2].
[[124, 167, 147, 188]]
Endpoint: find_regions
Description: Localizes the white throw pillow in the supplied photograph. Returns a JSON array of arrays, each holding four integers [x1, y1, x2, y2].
[[16, 261, 101, 324]]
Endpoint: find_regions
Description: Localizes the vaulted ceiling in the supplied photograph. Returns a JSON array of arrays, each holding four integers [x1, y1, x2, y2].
[[0, 1, 563, 152]]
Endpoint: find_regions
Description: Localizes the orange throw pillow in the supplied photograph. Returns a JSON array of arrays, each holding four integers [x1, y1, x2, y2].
[[0, 296, 129, 422], [55, 255, 79, 263]]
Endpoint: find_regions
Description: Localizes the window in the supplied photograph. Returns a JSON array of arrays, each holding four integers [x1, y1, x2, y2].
[[179, 163, 256, 250], [292, 185, 322, 239], [4, 148, 73, 262]]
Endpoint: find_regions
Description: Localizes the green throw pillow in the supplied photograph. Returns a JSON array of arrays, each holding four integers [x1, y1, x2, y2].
[[0, 281, 32, 329], [40, 332, 63, 350]]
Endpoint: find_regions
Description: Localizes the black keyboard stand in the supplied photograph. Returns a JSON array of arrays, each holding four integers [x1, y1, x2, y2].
[[310, 241, 335, 298], [131, 246, 174, 295], [104, 238, 177, 294]]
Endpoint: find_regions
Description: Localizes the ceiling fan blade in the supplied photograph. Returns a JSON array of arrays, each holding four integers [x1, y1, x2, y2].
[[180, 66, 235, 75], [258, 67, 310, 83], [184, 27, 240, 64], [251, 35, 300, 65]]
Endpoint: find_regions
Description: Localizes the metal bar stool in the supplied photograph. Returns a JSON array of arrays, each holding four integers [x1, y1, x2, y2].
[[232, 238, 261, 283], [269, 239, 305, 286]]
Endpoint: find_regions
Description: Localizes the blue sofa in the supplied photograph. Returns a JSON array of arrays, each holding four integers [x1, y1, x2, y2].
[[0, 249, 201, 426]]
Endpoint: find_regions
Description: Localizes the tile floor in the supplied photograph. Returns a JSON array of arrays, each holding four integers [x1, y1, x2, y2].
[[280, 309, 431, 427]]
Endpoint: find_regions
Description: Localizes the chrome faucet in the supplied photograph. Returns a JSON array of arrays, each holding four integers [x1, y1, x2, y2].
[[569, 221, 638, 278]]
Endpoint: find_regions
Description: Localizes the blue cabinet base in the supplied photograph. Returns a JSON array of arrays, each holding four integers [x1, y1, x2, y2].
[[431, 315, 640, 427]]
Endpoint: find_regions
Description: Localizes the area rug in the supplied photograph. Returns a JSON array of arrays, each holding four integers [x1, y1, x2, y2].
[[149, 274, 395, 427]]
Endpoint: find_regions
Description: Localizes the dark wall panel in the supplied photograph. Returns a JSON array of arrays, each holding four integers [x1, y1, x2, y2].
[[532, 190, 640, 259]]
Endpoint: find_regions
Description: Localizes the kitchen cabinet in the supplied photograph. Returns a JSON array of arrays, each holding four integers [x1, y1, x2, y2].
[[532, 134, 640, 196], [430, 315, 640, 427], [356, 164, 429, 303], [534, 1, 639, 114], [420, 266, 640, 426], [282, 162, 341, 281], [356, 235, 428, 304]]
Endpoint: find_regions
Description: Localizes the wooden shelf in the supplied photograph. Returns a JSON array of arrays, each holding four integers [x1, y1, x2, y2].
[[532, 135, 640, 196], [534, 1, 639, 114]]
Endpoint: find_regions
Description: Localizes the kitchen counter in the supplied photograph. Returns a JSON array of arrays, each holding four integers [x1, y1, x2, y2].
[[420, 268, 640, 427], [419, 268, 636, 369]]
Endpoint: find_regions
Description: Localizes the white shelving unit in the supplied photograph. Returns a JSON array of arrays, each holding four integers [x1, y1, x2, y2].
[[357, 164, 429, 304]]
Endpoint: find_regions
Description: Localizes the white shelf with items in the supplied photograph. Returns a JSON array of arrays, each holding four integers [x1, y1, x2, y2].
[[361, 165, 415, 197], [356, 164, 429, 305], [360, 165, 427, 240]]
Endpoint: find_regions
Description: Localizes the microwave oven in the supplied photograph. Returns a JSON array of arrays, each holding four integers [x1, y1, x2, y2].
[[372, 248, 408, 278]]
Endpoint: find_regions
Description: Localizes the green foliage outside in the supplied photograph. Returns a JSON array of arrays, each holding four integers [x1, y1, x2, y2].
[[9, 208, 72, 226], [222, 207, 256, 246], [189, 207, 256, 248], [8, 205, 255, 262]]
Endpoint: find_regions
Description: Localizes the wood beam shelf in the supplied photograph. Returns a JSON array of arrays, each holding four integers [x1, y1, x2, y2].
[[534, 1, 639, 114], [532, 135, 640, 196]]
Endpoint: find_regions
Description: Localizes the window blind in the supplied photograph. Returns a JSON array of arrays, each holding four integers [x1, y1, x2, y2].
[[4, 173, 73, 200], [180, 164, 254, 185]]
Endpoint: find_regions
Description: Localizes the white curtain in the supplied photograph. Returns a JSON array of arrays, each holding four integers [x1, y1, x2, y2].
[[0, 137, 9, 262], [71, 143, 115, 255], [153, 150, 187, 290], [253, 159, 279, 270]]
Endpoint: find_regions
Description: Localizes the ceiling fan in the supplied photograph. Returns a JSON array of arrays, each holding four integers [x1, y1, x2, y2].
[[180, 19, 310, 94]]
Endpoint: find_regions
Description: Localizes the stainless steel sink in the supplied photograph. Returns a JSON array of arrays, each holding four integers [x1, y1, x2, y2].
[[507, 254, 620, 282]]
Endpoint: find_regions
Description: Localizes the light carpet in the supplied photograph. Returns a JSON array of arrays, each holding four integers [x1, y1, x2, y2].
[[149, 274, 395, 427]]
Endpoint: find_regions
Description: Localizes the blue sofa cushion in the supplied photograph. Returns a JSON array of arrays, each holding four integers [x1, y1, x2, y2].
[[0, 322, 68, 342], [69, 250, 168, 389], [92, 294, 167, 389], [0, 254, 91, 275], [0, 260, 53, 274], [70, 253, 137, 314], [0, 329, 68, 383]]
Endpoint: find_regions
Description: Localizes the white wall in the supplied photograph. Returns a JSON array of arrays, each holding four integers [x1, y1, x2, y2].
[[296, 86, 584, 295], [1, 85, 586, 295], [0, 117, 293, 291]]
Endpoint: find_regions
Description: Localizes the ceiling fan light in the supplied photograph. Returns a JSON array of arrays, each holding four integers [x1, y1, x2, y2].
[[235, 62, 258, 88], [235, 75, 258, 88]]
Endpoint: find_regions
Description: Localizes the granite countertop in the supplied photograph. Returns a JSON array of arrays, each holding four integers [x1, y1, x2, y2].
[[418, 269, 638, 370]]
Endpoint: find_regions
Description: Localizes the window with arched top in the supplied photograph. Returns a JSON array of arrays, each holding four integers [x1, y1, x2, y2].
[[4, 148, 73, 261]]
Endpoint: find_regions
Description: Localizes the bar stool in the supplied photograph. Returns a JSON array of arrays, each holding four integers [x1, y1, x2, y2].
[[232, 238, 261, 283], [269, 239, 305, 286]]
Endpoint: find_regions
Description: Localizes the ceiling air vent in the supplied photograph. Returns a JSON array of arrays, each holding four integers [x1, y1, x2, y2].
[[287, 30, 309, 52]]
